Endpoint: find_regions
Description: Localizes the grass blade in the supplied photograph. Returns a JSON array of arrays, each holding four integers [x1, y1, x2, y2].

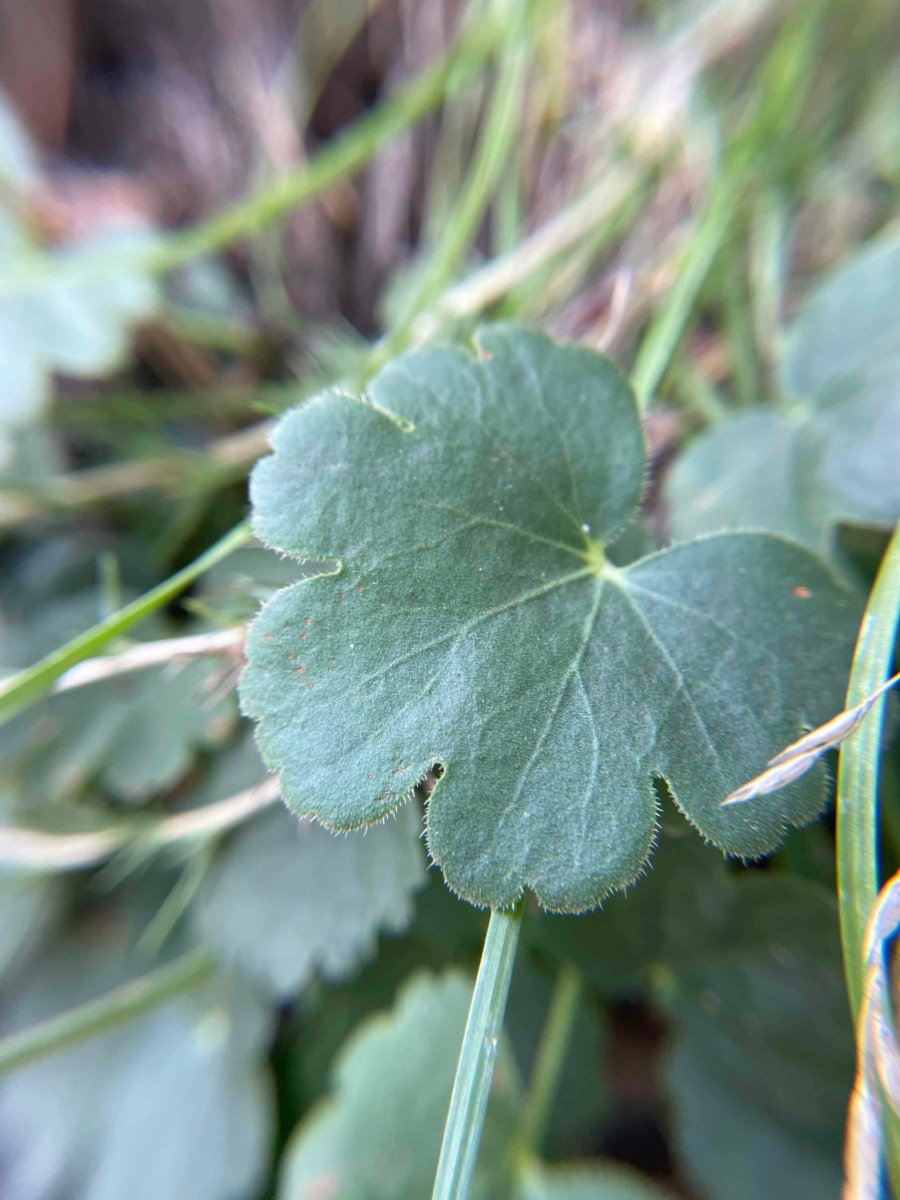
[[837, 518, 900, 1020], [513, 961, 582, 1163], [0, 519, 252, 725], [0, 948, 215, 1078]]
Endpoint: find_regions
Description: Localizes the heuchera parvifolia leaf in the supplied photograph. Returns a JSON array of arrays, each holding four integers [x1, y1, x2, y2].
[[241, 324, 860, 912]]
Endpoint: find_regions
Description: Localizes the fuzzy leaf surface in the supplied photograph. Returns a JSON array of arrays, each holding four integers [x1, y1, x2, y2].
[[242, 324, 860, 911]]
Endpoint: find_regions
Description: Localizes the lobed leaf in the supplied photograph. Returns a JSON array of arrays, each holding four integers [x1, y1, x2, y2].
[[4, 656, 236, 804], [242, 324, 860, 911], [193, 736, 426, 998]]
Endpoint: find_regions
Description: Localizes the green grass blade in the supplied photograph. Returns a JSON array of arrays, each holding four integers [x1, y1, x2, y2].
[[0, 948, 215, 1078], [837, 519, 900, 1020], [432, 904, 522, 1200], [514, 961, 582, 1163], [0, 519, 252, 725]]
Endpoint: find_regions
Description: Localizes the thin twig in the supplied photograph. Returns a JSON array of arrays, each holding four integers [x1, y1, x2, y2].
[[0, 520, 252, 723], [52, 626, 246, 693], [0, 775, 282, 871], [0, 423, 275, 528]]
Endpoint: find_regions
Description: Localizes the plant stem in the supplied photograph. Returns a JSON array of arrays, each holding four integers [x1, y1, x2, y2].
[[0, 519, 252, 724], [837, 519, 900, 1021], [0, 948, 216, 1077], [432, 904, 523, 1200], [514, 961, 582, 1162]]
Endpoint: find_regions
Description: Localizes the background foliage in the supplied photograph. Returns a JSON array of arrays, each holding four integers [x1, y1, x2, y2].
[[0, 0, 899, 1197]]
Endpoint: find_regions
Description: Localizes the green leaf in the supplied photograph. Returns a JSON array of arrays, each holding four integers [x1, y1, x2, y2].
[[667, 1037, 843, 1200], [0, 908, 273, 1200], [667, 235, 900, 553], [193, 735, 426, 998], [532, 800, 732, 995], [283, 869, 488, 1126], [781, 234, 900, 401], [0, 224, 160, 438], [7, 653, 237, 804], [662, 877, 852, 1200], [517, 1162, 672, 1200], [277, 970, 520, 1200], [241, 323, 860, 911], [533, 815, 850, 1196]]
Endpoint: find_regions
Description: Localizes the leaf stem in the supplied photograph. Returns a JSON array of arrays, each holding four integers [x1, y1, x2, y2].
[[0, 947, 216, 1078], [432, 903, 523, 1200], [837, 519, 900, 1021], [0, 519, 252, 724], [514, 961, 582, 1162]]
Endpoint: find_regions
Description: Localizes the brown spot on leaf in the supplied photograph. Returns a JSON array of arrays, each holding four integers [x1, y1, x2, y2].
[[293, 666, 306, 674], [793, 586, 812, 599]]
